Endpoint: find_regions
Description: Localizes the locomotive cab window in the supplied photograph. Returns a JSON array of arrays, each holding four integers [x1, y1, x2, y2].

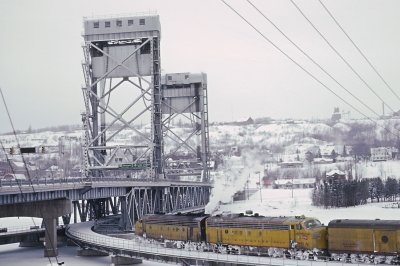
[[304, 219, 322, 229], [296, 224, 303, 230]]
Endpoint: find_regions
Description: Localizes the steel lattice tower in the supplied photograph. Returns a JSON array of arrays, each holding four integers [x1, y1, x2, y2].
[[161, 73, 210, 182], [81, 14, 163, 179]]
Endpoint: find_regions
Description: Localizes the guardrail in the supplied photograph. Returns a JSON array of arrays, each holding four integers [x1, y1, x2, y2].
[[0, 225, 42, 234], [0, 177, 212, 189], [66, 224, 373, 266]]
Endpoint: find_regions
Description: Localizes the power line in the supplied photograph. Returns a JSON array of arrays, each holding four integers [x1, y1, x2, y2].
[[289, 0, 396, 114], [246, 0, 382, 119], [0, 87, 62, 265], [318, 0, 400, 104], [219, 0, 399, 139]]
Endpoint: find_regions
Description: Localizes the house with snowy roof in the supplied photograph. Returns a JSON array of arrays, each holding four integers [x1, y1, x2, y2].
[[325, 169, 346, 183]]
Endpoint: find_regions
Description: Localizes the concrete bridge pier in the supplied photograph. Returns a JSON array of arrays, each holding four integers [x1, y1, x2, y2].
[[43, 217, 58, 257], [0, 199, 71, 257], [41, 199, 71, 257]]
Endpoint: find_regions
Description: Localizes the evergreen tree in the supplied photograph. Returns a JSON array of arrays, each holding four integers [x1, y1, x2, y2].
[[331, 150, 338, 163], [357, 180, 369, 205], [385, 178, 398, 201], [343, 145, 347, 156], [370, 178, 384, 202]]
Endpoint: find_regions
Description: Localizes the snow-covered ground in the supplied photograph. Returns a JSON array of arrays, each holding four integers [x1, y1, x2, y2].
[[0, 243, 168, 266], [214, 188, 400, 225], [0, 187, 399, 265]]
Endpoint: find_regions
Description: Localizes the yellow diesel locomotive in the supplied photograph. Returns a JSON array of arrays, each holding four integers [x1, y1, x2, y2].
[[135, 213, 207, 242], [134, 213, 400, 263], [135, 213, 327, 251], [206, 213, 327, 251], [328, 219, 400, 255]]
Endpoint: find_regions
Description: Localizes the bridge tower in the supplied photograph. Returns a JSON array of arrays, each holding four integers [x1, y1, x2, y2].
[[81, 14, 163, 179], [161, 73, 210, 182]]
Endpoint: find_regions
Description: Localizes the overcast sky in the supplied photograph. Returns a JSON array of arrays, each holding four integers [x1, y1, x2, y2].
[[0, 0, 399, 132]]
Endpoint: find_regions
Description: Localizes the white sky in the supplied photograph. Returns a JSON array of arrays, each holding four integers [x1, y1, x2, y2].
[[0, 0, 399, 131]]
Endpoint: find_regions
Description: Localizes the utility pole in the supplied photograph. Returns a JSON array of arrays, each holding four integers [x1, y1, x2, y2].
[[247, 174, 250, 200], [292, 175, 294, 199], [255, 171, 262, 203]]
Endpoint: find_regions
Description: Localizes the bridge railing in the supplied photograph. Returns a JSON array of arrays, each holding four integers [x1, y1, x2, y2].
[[0, 225, 43, 234], [66, 226, 269, 265], [0, 177, 211, 188], [66, 225, 367, 266]]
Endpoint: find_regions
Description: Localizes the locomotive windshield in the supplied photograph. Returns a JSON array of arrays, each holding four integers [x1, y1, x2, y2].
[[303, 219, 322, 229]]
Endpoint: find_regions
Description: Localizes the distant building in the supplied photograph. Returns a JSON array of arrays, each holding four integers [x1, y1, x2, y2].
[[313, 158, 333, 164], [230, 146, 241, 157], [335, 156, 354, 163], [331, 107, 341, 122], [370, 147, 391, 162], [2, 173, 26, 180], [319, 145, 336, 158], [0, 160, 27, 176], [263, 175, 275, 187], [273, 178, 315, 189], [325, 169, 346, 183], [0, 161, 11, 176], [279, 161, 303, 168]]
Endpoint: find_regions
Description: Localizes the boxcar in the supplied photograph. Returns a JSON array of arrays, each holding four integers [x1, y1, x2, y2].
[[328, 219, 400, 254]]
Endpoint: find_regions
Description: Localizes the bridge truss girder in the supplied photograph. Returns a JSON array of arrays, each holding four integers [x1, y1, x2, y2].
[[69, 185, 210, 231], [73, 197, 121, 223], [122, 185, 211, 230]]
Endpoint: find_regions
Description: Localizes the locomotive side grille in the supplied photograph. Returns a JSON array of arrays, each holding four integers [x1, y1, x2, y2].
[[207, 221, 289, 230], [145, 220, 198, 227]]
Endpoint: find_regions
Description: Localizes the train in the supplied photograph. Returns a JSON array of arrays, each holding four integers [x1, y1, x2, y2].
[[134, 212, 400, 263]]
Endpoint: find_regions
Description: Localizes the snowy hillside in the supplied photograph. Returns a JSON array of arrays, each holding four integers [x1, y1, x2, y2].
[[212, 188, 399, 225]]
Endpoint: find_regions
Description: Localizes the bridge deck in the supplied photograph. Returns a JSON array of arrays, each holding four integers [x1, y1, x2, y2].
[[0, 179, 212, 205]]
